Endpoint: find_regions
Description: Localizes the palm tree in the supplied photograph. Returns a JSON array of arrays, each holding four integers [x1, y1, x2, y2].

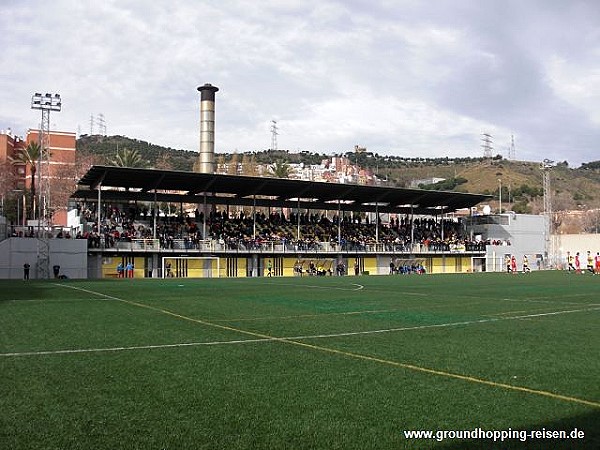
[[110, 147, 148, 168], [9, 141, 42, 219], [270, 160, 292, 178]]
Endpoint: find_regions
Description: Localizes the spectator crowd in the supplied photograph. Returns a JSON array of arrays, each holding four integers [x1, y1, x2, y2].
[[63, 202, 504, 253]]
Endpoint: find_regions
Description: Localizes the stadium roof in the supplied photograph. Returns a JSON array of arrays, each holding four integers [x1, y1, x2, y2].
[[72, 166, 492, 215]]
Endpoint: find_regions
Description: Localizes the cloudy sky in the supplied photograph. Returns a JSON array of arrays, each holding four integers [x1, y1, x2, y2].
[[1, 0, 599, 166]]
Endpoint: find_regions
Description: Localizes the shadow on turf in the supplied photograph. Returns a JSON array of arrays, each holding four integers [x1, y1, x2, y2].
[[437, 410, 599, 450], [0, 282, 55, 301]]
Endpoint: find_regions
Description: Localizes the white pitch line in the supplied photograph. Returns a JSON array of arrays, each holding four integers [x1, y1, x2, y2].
[[486, 307, 555, 317], [50, 284, 125, 302], [1, 297, 117, 304], [281, 306, 600, 341], [0, 338, 273, 357], [269, 282, 364, 291], [501, 297, 600, 307], [214, 300, 485, 323], [3, 303, 598, 358], [214, 308, 399, 322]]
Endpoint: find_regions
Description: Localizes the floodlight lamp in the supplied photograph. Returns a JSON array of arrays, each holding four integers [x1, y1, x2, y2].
[[541, 158, 554, 170]]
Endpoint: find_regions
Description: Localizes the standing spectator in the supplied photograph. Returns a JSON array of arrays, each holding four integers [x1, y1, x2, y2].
[[23, 263, 30, 280], [126, 262, 134, 278]]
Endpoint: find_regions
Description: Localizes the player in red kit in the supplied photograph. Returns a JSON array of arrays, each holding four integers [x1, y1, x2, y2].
[[574, 252, 582, 274]]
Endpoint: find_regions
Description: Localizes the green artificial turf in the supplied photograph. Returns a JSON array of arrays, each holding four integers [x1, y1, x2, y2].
[[0, 272, 598, 449]]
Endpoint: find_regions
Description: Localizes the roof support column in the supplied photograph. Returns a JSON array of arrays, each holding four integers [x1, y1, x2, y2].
[[297, 199, 300, 241], [202, 195, 207, 240], [337, 200, 341, 246], [410, 205, 414, 251], [375, 203, 379, 244], [252, 195, 256, 239], [153, 192, 157, 239], [97, 183, 101, 241]]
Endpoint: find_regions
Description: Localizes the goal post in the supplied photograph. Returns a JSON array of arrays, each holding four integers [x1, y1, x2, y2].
[[161, 256, 221, 279]]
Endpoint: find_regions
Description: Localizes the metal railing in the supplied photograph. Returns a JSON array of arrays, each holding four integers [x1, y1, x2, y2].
[[86, 238, 486, 255], [4, 225, 80, 240]]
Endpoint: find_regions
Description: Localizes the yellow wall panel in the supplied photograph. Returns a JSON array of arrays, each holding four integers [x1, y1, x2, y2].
[[362, 257, 377, 275]]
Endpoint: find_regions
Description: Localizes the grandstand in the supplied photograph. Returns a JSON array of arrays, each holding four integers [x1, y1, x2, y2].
[[2, 165, 500, 279], [64, 166, 492, 279]]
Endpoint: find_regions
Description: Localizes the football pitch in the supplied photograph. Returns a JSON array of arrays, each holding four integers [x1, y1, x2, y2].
[[1, 272, 598, 449]]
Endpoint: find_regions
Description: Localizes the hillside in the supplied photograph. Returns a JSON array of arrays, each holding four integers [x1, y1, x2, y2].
[[77, 135, 600, 220], [77, 135, 198, 171]]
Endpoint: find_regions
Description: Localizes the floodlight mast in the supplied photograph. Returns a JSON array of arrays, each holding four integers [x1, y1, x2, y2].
[[31, 92, 61, 279], [31, 93, 61, 224], [541, 159, 555, 268]]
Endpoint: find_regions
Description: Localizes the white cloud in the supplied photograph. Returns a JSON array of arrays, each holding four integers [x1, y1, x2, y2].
[[546, 54, 600, 125], [1, 0, 600, 166]]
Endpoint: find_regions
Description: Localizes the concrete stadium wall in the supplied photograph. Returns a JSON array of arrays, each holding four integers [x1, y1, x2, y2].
[[475, 214, 547, 272], [0, 238, 88, 279], [554, 234, 600, 268]]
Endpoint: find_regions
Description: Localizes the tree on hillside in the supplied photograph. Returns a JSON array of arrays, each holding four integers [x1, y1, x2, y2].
[[241, 154, 258, 176], [9, 141, 43, 219], [109, 147, 148, 168], [269, 160, 292, 178], [154, 151, 173, 171], [418, 177, 468, 191], [228, 153, 239, 175], [580, 161, 600, 171], [215, 155, 226, 174]]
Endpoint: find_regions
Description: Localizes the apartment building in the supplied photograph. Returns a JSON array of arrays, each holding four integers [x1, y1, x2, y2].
[[0, 129, 76, 226]]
